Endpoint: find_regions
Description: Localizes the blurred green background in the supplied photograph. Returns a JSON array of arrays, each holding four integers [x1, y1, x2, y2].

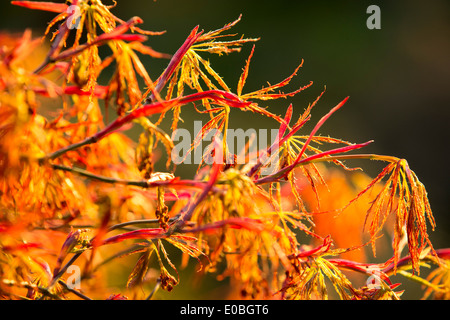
[[1, 0, 449, 299]]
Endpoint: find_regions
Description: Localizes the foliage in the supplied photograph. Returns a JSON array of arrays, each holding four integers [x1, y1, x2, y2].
[[0, 0, 448, 300]]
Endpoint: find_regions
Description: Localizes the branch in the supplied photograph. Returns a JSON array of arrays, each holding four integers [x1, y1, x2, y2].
[[146, 279, 161, 300], [168, 139, 223, 233], [107, 216, 180, 233], [50, 163, 220, 193], [58, 280, 93, 300], [51, 164, 149, 187], [40, 90, 250, 161], [45, 252, 84, 294], [255, 142, 374, 185]]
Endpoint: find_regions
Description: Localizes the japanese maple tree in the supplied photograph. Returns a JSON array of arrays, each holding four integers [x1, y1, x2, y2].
[[0, 0, 449, 300]]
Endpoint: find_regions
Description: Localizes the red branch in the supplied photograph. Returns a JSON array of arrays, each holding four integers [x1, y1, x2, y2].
[[145, 25, 203, 103]]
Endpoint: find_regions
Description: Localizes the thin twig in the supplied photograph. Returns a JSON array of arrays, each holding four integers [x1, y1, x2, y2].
[[58, 280, 93, 300], [51, 164, 149, 187], [47, 252, 84, 292], [146, 279, 161, 300], [50, 163, 217, 193], [108, 216, 180, 233]]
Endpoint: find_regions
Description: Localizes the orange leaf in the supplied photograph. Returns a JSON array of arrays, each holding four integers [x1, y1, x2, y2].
[[127, 250, 152, 288], [237, 45, 255, 96]]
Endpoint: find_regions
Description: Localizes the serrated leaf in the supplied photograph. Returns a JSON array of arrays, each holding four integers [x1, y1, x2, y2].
[[165, 235, 208, 271], [127, 249, 153, 288]]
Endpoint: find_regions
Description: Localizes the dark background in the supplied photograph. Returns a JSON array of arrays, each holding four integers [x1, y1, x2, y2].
[[1, 0, 449, 297]]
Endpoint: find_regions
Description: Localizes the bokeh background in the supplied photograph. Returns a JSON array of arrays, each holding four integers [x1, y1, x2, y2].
[[1, 0, 449, 299]]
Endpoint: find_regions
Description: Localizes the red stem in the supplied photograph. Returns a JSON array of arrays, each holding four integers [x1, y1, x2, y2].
[[43, 90, 249, 161], [145, 25, 203, 103]]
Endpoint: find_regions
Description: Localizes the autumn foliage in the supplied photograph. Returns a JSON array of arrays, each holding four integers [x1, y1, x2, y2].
[[0, 0, 449, 300]]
